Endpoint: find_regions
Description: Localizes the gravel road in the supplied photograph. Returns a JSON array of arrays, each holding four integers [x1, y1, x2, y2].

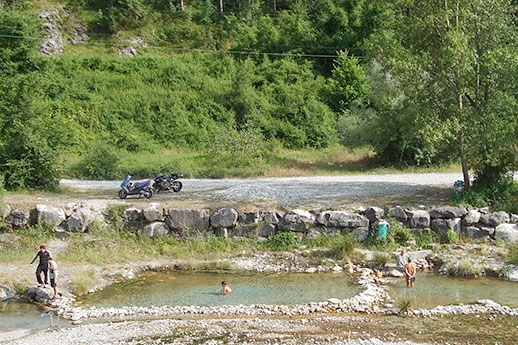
[[60, 172, 463, 208]]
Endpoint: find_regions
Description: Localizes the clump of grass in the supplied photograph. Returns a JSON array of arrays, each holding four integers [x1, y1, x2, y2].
[[397, 298, 412, 314], [71, 268, 98, 296], [329, 234, 357, 261], [447, 260, 483, 277], [372, 252, 389, 269], [441, 229, 458, 244], [505, 243, 518, 265]]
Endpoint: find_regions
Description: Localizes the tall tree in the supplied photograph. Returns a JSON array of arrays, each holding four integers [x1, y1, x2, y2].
[[366, 0, 518, 186]]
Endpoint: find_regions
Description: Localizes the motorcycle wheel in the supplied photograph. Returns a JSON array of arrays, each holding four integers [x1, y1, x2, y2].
[[172, 181, 182, 192], [118, 189, 128, 199], [152, 182, 160, 193], [143, 188, 153, 199]]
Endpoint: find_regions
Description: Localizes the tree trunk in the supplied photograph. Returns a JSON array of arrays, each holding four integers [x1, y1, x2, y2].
[[458, 94, 470, 187], [273, 0, 277, 13], [180, 0, 184, 11], [219, 0, 224, 13]]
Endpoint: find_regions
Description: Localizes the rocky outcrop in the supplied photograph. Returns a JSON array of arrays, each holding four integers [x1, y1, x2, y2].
[[317, 211, 368, 229], [431, 218, 461, 235], [141, 222, 169, 238], [62, 208, 89, 232], [5, 209, 29, 228], [29, 204, 66, 226], [430, 206, 467, 219], [210, 208, 238, 228], [38, 9, 64, 56], [363, 207, 384, 223], [462, 209, 481, 226], [24, 286, 52, 302], [495, 224, 518, 242], [407, 210, 430, 228], [278, 209, 315, 232], [167, 209, 210, 230], [119, 46, 138, 57], [142, 207, 164, 222], [389, 206, 407, 223], [481, 211, 510, 227], [0, 285, 14, 301]]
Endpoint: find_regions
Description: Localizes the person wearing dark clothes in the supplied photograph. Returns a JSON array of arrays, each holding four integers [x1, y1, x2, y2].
[[30, 244, 52, 287]]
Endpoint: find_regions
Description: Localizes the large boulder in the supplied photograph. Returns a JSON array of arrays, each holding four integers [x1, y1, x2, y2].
[[29, 204, 66, 226], [430, 206, 467, 219], [0, 285, 14, 301], [2, 204, 11, 220], [389, 206, 408, 223], [261, 211, 280, 225], [62, 208, 89, 232], [511, 214, 518, 224], [278, 209, 316, 232], [461, 226, 492, 241], [349, 227, 369, 242], [481, 211, 510, 227], [24, 286, 52, 302], [239, 211, 261, 224], [140, 222, 169, 238], [5, 209, 29, 228], [407, 210, 430, 228], [167, 209, 210, 230], [431, 218, 461, 235], [123, 207, 142, 222], [142, 207, 164, 222], [210, 208, 239, 228], [316, 211, 369, 229], [258, 223, 276, 238], [462, 209, 481, 226], [495, 224, 518, 242], [363, 207, 385, 223], [230, 225, 257, 237]]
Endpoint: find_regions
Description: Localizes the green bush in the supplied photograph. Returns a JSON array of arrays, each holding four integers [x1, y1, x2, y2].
[[505, 243, 518, 265], [329, 234, 357, 261], [442, 230, 458, 244], [74, 143, 120, 179], [262, 231, 297, 251], [372, 252, 389, 269]]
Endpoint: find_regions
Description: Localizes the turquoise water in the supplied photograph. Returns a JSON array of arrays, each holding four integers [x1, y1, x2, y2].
[[79, 271, 361, 308], [389, 272, 518, 309], [0, 300, 69, 333]]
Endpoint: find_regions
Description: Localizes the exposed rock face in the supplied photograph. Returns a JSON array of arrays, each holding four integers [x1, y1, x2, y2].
[[278, 210, 316, 232], [0, 285, 14, 301], [317, 211, 368, 229], [2, 204, 11, 220], [167, 209, 210, 230], [407, 210, 430, 228], [124, 208, 142, 222], [389, 206, 407, 223], [462, 209, 481, 226], [38, 9, 64, 56], [210, 208, 238, 228], [507, 266, 518, 282], [461, 226, 491, 241], [119, 46, 138, 57], [481, 211, 510, 227], [431, 218, 461, 235], [261, 211, 280, 224], [68, 23, 88, 44], [29, 204, 66, 226], [6, 209, 29, 228], [141, 222, 169, 238], [363, 207, 384, 223], [142, 207, 163, 222], [495, 224, 518, 242], [62, 208, 89, 232], [430, 206, 467, 219]]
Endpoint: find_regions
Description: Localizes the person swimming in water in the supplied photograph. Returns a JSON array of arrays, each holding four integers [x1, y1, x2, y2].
[[220, 281, 232, 295]]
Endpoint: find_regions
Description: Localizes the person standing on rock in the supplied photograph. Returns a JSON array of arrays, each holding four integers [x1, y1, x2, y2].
[[396, 248, 408, 273], [48, 257, 59, 300], [30, 244, 52, 287], [404, 258, 417, 288]]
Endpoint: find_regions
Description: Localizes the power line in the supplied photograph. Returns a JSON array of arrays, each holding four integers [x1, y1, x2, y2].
[[0, 33, 367, 59]]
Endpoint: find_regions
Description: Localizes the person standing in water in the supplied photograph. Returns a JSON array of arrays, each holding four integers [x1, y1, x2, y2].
[[220, 281, 232, 295], [404, 258, 417, 288], [396, 248, 409, 273], [30, 244, 52, 287]]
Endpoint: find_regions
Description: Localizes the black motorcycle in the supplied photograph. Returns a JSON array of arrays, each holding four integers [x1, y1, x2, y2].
[[152, 173, 183, 193]]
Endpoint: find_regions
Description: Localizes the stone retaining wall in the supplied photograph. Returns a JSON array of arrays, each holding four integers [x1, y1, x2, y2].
[[2, 203, 518, 243]]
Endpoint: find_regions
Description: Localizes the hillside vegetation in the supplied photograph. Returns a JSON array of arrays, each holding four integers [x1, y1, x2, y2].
[[0, 0, 517, 209]]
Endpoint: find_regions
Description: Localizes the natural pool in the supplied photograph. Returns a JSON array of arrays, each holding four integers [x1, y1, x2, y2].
[[0, 300, 69, 334], [79, 271, 362, 308], [389, 272, 518, 309]]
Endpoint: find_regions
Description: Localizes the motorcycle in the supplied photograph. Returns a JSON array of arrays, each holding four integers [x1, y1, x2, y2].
[[118, 175, 153, 199], [152, 173, 183, 193]]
